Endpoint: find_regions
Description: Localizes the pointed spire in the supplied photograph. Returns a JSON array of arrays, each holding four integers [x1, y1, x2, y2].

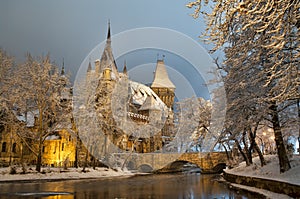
[[98, 21, 119, 79], [61, 58, 65, 75], [123, 60, 127, 75], [107, 20, 111, 41], [87, 58, 92, 73]]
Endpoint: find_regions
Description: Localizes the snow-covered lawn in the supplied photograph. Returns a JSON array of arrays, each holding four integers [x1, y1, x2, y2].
[[225, 154, 300, 186], [0, 166, 133, 182]]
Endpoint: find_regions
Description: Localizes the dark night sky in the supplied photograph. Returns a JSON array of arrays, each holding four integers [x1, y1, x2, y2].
[[0, 0, 222, 100]]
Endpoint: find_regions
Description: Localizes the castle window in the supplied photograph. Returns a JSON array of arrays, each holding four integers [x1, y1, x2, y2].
[[23, 145, 30, 155], [42, 146, 46, 153], [53, 144, 56, 154], [12, 143, 17, 153], [2, 142, 7, 152], [62, 143, 64, 151]]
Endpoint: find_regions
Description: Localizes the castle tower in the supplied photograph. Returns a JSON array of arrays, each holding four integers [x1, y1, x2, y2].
[[151, 59, 175, 109], [96, 21, 119, 80]]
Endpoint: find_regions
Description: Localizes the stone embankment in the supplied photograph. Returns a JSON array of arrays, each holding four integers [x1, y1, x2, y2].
[[223, 171, 300, 198]]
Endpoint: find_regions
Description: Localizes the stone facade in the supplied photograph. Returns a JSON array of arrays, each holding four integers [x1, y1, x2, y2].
[[41, 129, 76, 167], [0, 129, 34, 166]]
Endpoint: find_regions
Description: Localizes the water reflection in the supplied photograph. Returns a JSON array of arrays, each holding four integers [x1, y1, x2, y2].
[[0, 174, 259, 199]]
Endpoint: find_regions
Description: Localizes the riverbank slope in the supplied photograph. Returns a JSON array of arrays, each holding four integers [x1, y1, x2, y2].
[[223, 154, 300, 199]]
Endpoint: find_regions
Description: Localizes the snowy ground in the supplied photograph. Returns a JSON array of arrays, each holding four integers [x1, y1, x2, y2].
[[0, 166, 134, 182], [224, 154, 300, 199], [225, 154, 300, 185]]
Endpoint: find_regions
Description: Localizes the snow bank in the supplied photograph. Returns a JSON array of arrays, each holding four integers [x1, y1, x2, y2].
[[229, 183, 293, 199], [225, 155, 300, 186], [0, 167, 133, 182], [223, 155, 300, 198]]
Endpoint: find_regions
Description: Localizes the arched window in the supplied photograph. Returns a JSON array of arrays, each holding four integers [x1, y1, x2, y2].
[[12, 143, 17, 153], [1, 142, 7, 152]]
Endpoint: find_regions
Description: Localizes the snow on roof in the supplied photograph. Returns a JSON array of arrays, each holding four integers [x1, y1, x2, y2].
[[45, 134, 61, 140], [129, 80, 166, 111], [151, 60, 175, 89], [15, 110, 38, 127], [61, 87, 72, 100], [139, 95, 161, 111]]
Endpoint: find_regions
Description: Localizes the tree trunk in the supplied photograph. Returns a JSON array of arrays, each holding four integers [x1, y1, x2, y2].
[[254, 141, 266, 166], [36, 151, 42, 172], [36, 111, 43, 173], [270, 102, 291, 173], [92, 157, 96, 170], [242, 131, 252, 164], [248, 127, 266, 166], [74, 137, 79, 168], [82, 150, 88, 172], [121, 139, 137, 171], [235, 139, 251, 166], [35, 134, 43, 172], [297, 99, 300, 154], [9, 126, 12, 167], [72, 117, 79, 168], [20, 141, 26, 174], [221, 142, 232, 161]]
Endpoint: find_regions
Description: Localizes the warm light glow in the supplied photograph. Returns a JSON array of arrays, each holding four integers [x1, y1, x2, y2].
[[270, 136, 275, 140], [263, 132, 266, 136]]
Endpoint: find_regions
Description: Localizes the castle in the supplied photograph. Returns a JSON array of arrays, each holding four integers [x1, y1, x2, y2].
[[84, 22, 176, 154]]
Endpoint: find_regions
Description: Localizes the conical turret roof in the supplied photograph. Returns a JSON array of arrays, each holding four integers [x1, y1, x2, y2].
[[151, 59, 175, 89]]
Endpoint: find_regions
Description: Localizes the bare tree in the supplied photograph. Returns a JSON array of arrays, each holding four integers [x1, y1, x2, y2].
[[8, 54, 68, 172], [188, 97, 212, 152], [0, 49, 19, 168], [187, 0, 299, 173]]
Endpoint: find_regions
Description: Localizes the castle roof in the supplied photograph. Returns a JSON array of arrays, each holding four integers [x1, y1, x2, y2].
[[15, 109, 38, 127], [129, 81, 166, 111], [151, 59, 175, 89], [139, 95, 161, 111], [97, 22, 119, 79]]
